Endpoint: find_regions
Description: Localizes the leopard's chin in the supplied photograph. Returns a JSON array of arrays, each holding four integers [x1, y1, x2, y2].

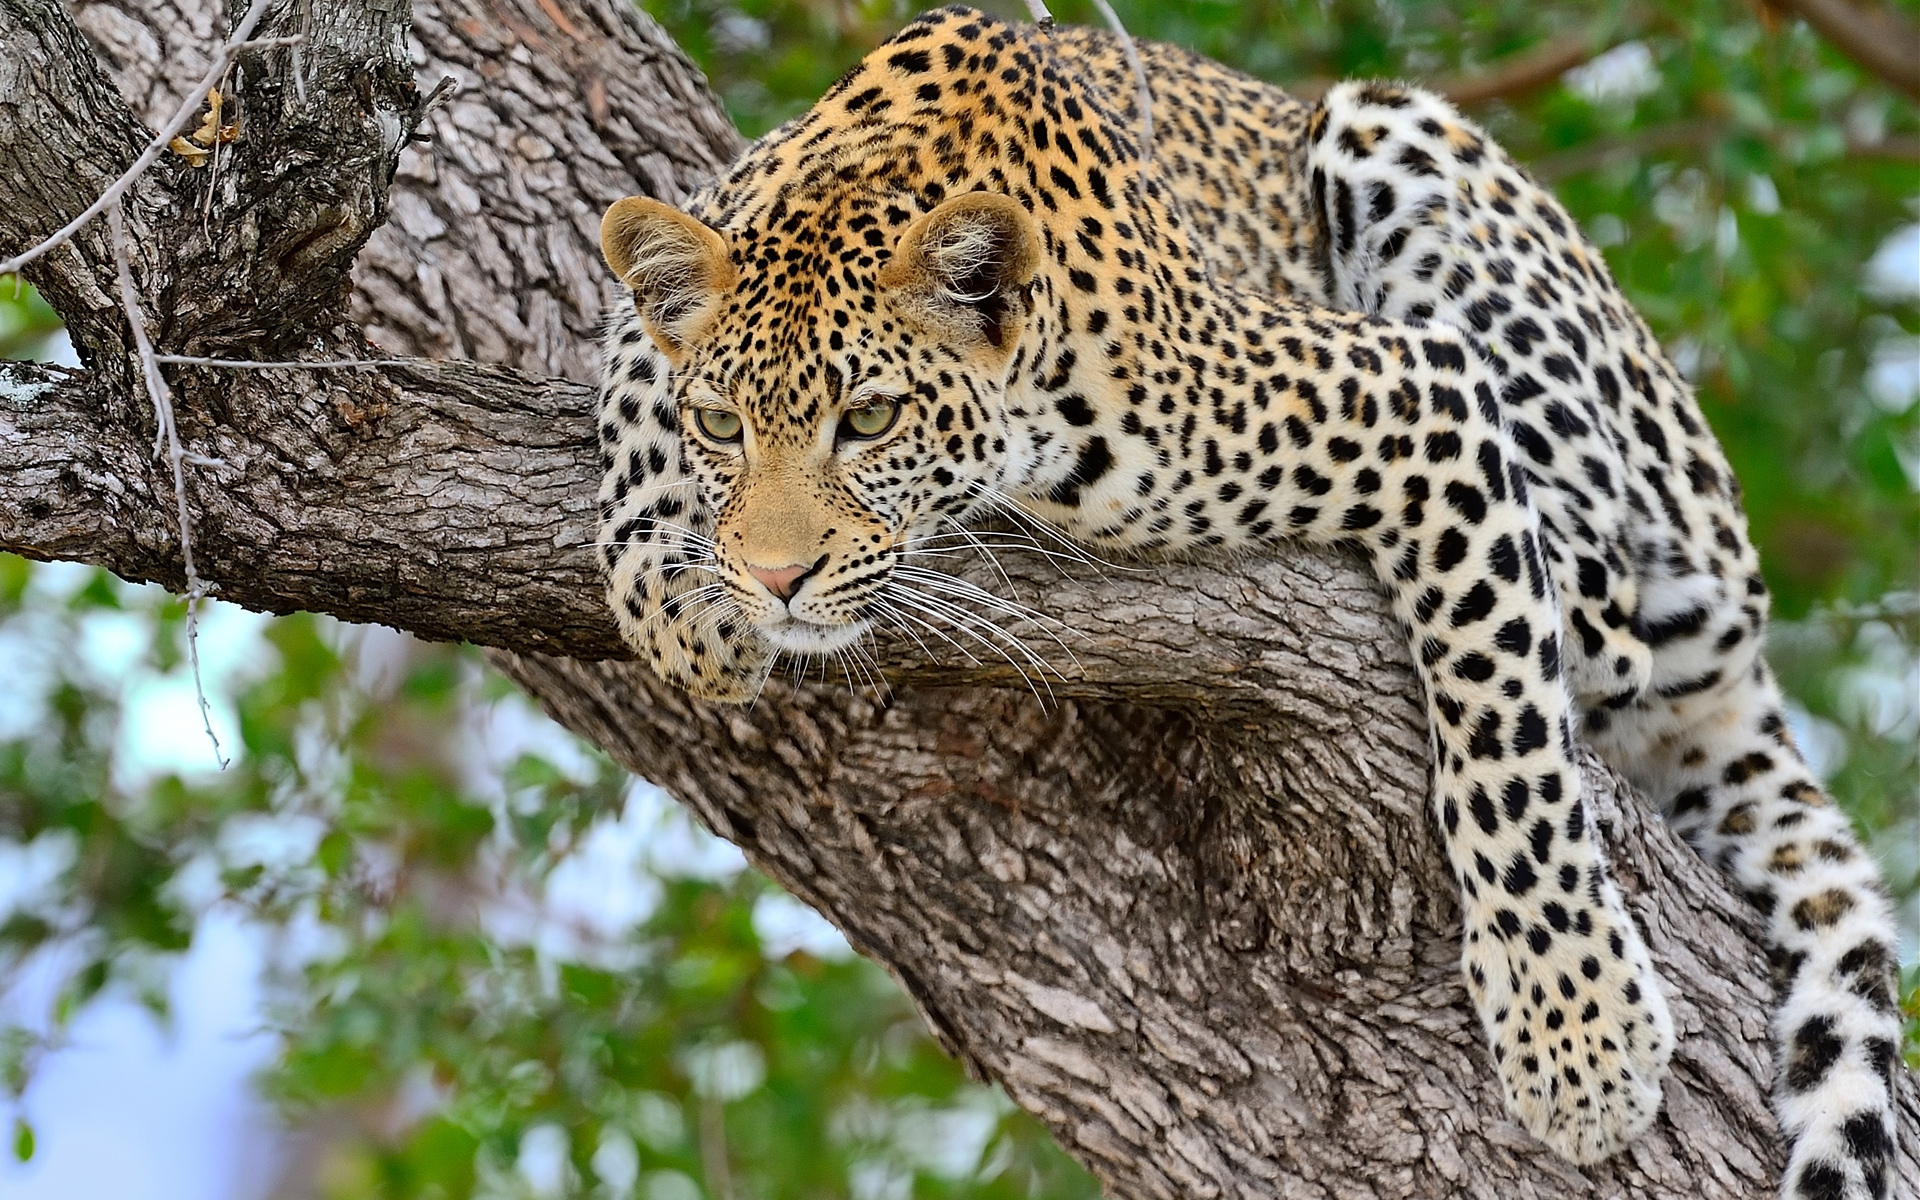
[[758, 615, 870, 656]]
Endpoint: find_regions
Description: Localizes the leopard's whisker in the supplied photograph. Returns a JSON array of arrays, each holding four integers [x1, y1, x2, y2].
[[851, 632, 894, 702], [886, 579, 1052, 668], [602, 478, 694, 501], [745, 644, 780, 711], [906, 529, 1055, 585], [626, 582, 731, 636], [833, 643, 864, 694], [604, 515, 720, 542], [865, 599, 940, 661], [935, 521, 1019, 592], [902, 536, 1103, 585], [828, 644, 859, 694], [840, 641, 871, 698], [904, 529, 1098, 569], [583, 514, 721, 552], [883, 582, 1055, 704], [890, 564, 1086, 666], [604, 551, 727, 581], [586, 538, 721, 558], [891, 561, 1070, 627], [872, 596, 986, 667], [962, 481, 1142, 575], [841, 638, 890, 700]]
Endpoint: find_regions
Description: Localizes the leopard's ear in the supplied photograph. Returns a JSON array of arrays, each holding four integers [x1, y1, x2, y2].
[[601, 197, 736, 360], [879, 192, 1040, 356]]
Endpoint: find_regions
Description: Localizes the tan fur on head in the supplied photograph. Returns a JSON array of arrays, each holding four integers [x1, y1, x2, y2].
[[600, 197, 737, 359], [879, 192, 1040, 355]]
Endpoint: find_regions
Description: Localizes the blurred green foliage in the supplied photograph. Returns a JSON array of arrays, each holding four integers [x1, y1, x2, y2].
[[0, 278, 63, 362], [0, 561, 1099, 1196], [1, 0, 1916, 1193]]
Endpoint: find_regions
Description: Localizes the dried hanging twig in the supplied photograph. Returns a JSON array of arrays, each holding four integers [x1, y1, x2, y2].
[[108, 203, 228, 768], [1017, 1, 1153, 164]]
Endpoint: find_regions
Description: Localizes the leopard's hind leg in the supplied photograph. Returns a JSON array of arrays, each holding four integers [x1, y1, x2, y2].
[[1306, 80, 1902, 1200]]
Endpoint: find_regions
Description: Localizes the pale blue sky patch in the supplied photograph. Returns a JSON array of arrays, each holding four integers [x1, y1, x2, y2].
[[1865, 222, 1920, 303], [1563, 41, 1659, 105], [0, 911, 280, 1200], [753, 891, 853, 960]]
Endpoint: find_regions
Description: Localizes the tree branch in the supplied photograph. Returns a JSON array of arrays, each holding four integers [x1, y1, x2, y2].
[[0, 353, 623, 656], [0, 0, 153, 368], [1771, 0, 1920, 100], [2, 0, 1916, 1195], [0, 0, 274, 278], [1289, 21, 1627, 107], [1530, 116, 1920, 181], [1435, 25, 1623, 106]]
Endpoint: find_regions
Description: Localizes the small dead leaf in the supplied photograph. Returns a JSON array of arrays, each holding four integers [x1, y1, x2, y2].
[[170, 89, 242, 167], [168, 136, 212, 167], [188, 88, 224, 147]]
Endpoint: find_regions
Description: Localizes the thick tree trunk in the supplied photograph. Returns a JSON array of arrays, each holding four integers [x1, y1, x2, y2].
[[1, 0, 1914, 1195]]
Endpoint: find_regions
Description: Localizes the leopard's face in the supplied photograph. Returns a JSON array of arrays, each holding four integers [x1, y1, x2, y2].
[[605, 191, 1044, 658], [669, 338, 1023, 655]]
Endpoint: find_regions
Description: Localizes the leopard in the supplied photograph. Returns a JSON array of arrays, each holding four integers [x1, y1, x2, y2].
[[591, 8, 1902, 1196]]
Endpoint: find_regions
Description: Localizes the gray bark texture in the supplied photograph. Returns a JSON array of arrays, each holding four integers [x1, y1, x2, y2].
[[1, 0, 1914, 1195]]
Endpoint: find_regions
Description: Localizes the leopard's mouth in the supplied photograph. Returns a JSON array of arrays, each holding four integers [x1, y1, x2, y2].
[[757, 612, 870, 655]]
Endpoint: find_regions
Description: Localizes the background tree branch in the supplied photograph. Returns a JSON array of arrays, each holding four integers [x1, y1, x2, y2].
[[1433, 26, 1620, 106], [1, 0, 1914, 1195], [1767, 0, 1920, 101], [1287, 18, 1628, 107]]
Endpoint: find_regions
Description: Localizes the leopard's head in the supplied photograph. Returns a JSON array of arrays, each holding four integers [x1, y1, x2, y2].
[[601, 189, 1044, 664]]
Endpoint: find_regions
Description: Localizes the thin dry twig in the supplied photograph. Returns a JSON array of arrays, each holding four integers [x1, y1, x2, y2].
[[199, 85, 242, 240], [291, 0, 314, 106], [408, 75, 460, 144], [108, 204, 228, 769], [0, 0, 283, 277], [1087, 0, 1154, 164], [1020, 0, 1055, 29]]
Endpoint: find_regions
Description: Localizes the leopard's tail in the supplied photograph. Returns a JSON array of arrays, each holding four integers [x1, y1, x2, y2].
[[1620, 660, 1902, 1200]]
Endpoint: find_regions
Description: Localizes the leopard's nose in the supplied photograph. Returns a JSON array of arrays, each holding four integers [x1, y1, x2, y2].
[[748, 561, 813, 601]]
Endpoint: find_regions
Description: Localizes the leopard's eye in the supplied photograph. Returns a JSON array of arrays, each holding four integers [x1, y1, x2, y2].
[[839, 397, 899, 442], [694, 408, 742, 443]]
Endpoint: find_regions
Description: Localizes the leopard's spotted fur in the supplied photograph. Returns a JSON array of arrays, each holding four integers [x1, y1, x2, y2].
[[594, 10, 1901, 1195]]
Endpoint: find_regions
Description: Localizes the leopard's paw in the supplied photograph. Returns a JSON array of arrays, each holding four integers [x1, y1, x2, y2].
[[643, 611, 773, 703], [1564, 594, 1655, 710], [1465, 895, 1674, 1164], [608, 571, 774, 703]]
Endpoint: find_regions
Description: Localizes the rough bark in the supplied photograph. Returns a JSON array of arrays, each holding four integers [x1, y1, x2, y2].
[[1, 0, 1914, 1196]]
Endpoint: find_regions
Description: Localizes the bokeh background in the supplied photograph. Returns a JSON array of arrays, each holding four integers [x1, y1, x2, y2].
[[1, 1, 1915, 1197]]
